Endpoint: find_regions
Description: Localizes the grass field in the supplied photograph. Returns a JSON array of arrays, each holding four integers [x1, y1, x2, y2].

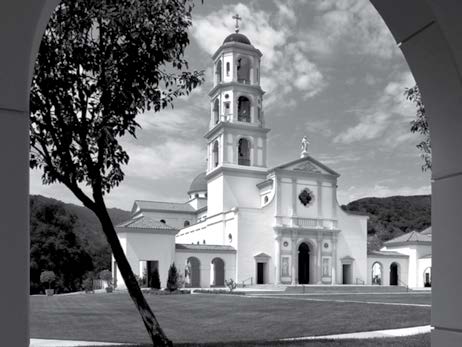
[[30, 292, 431, 345]]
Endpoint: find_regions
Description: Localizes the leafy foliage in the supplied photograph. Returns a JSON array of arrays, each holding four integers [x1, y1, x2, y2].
[[225, 279, 237, 292], [405, 85, 431, 171], [166, 263, 179, 292], [40, 271, 56, 289], [342, 195, 431, 251], [30, 199, 93, 294], [99, 269, 112, 286]]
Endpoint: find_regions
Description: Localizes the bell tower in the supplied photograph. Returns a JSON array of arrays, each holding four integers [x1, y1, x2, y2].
[[205, 15, 270, 174]]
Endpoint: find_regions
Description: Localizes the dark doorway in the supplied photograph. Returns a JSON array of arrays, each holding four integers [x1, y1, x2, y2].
[[298, 242, 310, 284], [147, 260, 159, 288], [186, 257, 201, 287], [212, 258, 225, 287], [257, 262, 265, 284], [390, 262, 399, 286], [342, 264, 352, 284]]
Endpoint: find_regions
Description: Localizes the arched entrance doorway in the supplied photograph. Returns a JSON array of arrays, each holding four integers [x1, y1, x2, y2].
[[298, 242, 310, 284], [211, 257, 225, 287], [185, 257, 201, 288], [372, 262, 383, 285], [424, 267, 431, 287], [390, 262, 399, 286]]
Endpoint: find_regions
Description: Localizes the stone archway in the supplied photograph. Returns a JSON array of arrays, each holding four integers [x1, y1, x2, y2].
[[211, 257, 225, 287], [372, 261, 383, 285], [185, 257, 201, 288], [389, 262, 399, 286], [2, 1, 462, 346]]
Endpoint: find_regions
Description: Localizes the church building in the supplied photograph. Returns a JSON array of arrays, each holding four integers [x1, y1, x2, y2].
[[114, 23, 427, 290]]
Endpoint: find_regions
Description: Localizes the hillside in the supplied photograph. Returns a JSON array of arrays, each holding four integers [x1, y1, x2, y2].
[[31, 195, 131, 271], [342, 195, 431, 251]]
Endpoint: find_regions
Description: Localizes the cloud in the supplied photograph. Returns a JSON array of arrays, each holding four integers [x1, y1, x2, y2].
[[337, 183, 431, 205], [305, 0, 399, 59], [191, 2, 327, 109], [123, 140, 206, 180], [333, 72, 416, 145]]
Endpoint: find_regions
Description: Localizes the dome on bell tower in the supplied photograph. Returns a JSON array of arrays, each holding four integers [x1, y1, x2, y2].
[[223, 32, 251, 45]]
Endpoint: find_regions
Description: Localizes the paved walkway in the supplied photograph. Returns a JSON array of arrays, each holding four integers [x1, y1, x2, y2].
[[30, 339, 128, 346], [280, 325, 433, 341]]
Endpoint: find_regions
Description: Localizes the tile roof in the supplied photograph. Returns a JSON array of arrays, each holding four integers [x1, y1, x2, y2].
[[368, 250, 409, 257], [385, 231, 432, 245], [420, 226, 432, 235], [134, 200, 196, 213], [117, 215, 177, 231], [175, 244, 236, 252]]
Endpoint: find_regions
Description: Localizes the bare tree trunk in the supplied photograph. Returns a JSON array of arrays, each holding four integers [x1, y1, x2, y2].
[[93, 203, 172, 347]]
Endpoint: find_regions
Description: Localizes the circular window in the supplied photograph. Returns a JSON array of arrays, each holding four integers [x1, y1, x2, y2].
[[324, 242, 329, 249], [283, 241, 289, 247], [225, 93, 229, 99]]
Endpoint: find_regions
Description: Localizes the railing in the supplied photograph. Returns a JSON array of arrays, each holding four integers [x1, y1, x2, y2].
[[241, 277, 253, 288], [275, 216, 338, 230], [398, 279, 409, 292]]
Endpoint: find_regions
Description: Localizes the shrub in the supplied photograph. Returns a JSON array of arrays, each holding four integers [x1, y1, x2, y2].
[[40, 271, 56, 289], [99, 269, 113, 287], [150, 267, 161, 290], [166, 263, 178, 292], [224, 279, 237, 292], [83, 271, 95, 293]]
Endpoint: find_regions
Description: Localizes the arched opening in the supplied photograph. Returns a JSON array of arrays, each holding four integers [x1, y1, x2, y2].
[[237, 56, 251, 84], [185, 257, 201, 288], [372, 262, 382, 285], [211, 257, 225, 287], [213, 99, 219, 124], [183, 220, 190, 227], [237, 96, 251, 122], [238, 138, 251, 166], [390, 262, 399, 286], [215, 59, 222, 83], [226, 62, 230, 77], [212, 141, 219, 168], [424, 267, 431, 287], [298, 242, 310, 284]]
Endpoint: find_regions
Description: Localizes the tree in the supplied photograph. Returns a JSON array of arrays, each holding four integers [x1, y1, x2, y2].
[[99, 269, 113, 287], [405, 85, 431, 171], [166, 263, 179, 292], [40, 271, 56, 289], [30, 200, 93, 294], [30, 1, 203, 345]]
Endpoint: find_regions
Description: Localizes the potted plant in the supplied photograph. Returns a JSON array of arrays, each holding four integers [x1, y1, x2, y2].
[[99, 269, 113, 293], [40, 270, 56, 296]]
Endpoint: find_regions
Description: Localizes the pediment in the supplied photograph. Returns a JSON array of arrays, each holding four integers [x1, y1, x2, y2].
[[274, 155, 339, 177]]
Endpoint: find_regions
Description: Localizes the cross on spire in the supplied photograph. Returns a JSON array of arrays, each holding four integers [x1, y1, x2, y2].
[[232, 14, 242, 33]]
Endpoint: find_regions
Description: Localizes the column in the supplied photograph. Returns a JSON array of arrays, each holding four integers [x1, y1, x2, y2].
[[316, 231, 322, 284], [331, 234, 338, 285], [291, 231, 298, 285], [274, 233, 282, 284]]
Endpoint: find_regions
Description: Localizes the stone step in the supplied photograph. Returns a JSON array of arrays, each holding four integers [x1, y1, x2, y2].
[[284, 285, 410, 294]]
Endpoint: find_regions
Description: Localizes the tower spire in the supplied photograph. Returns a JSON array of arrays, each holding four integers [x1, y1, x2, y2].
[[232, 13, 242, 33]]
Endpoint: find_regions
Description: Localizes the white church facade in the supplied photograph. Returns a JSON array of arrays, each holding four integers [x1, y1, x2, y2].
[[113, 28, 431, 290]]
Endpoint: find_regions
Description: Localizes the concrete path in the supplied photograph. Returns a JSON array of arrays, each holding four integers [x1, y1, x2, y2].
[[281, 325, 433, 341], [30, 339, 128, 346]]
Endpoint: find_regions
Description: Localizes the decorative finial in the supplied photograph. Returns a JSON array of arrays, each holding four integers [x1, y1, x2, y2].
[[232, 13, 242, 33], [301, 136, 310, 158]]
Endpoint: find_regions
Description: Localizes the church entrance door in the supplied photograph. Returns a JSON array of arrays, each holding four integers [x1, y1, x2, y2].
[[390, 263, 399, 286], [298, 242, 310, 284]]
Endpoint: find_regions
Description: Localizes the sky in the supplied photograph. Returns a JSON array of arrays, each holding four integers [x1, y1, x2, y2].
[[30, 0, 431, 211]]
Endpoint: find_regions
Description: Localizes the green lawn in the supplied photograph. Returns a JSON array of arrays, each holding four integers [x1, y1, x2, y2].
[[249, 293, 431, 305], [30, 292, 430, 345]]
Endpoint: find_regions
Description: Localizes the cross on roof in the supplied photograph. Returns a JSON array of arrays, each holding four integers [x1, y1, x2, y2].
[[232, 14, 242, 33]]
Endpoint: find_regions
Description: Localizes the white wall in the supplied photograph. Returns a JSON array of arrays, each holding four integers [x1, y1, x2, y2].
[[115, 231, 176, 289], [367, 256, 409, 286]]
